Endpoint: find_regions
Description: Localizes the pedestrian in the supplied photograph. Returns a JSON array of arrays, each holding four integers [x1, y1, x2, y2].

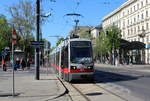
[[14, 58, 20, 70], [21, 59, 26, 70], [27, 58, 30, 70], [2, 59, 7, 71]]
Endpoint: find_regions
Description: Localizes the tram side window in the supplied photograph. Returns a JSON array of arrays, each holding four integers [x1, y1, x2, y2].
[[61, 46, 68, 68], [56, 52, 59, 65]]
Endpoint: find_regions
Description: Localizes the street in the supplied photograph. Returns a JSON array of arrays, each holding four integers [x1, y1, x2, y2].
[[95, 64, 150, 101]]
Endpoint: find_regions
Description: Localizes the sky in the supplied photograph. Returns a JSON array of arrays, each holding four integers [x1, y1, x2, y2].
[[0, 0, 127, 47]]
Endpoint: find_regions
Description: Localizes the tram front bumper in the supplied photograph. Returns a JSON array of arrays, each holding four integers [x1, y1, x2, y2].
[[69, 72, 94, 80]]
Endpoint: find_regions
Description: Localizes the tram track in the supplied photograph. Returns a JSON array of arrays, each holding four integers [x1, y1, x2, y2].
[[93, 82, 129, 101], [59, 78, 127, 101], [70, 83, 91, 101]]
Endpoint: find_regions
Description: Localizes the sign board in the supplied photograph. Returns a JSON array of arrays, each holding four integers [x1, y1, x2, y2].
[[30, 41, 44, 48], [12, 28, 17, 44], [1, 51, 7, 56], [145, 44, 150, 48]]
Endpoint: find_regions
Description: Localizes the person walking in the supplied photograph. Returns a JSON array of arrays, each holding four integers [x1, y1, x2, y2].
[[27, 58, 30, 70], [21, 59, 26, 70], [2, 59, 7, 71], [14, 58, 20, 71]]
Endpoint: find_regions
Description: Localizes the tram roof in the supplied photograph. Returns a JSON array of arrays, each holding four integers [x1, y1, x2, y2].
[[69, 38, 91, 42], [51, 38, 91, 54]]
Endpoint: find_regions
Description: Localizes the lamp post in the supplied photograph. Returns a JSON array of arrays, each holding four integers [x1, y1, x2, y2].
[[35, 0, 40, 80], [35, 0, 52, 80], [138, 28, 146, 64]]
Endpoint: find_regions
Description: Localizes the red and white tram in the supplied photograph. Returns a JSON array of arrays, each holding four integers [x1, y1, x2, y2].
[[50, 38, 94, 82]]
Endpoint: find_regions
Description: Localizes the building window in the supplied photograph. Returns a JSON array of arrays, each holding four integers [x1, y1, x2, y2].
[[146, 11, 148, 17], [123, 12, 125, 16], [131, 28, 133, 35], [137, 3, 139, 9], [146, 0, 148, 4], [138, 14, 140, 20], [134, 17, 136, 23], [141, 13, 144, 19], [147, 36, 149, 43], [130, 7, 132, 13], [147, 23, 149, 29], [142, 26, 144, 30], [138, 26, 140, 31], [134, 27, 136, 33], [141, 1, 143, 7], [128, 19, 129, 25], [134, 5, 136, 11]]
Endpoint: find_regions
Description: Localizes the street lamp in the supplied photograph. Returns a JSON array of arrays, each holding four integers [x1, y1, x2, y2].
[[35, 0, 52, 80], [138, 28, 146, 64]]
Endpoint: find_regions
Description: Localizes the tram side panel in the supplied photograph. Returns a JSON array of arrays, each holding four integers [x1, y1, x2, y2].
[[61, 46, 69, 81]]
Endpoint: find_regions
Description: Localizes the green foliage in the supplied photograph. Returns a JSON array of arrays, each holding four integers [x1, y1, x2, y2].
[[93, 25, 121, 57], [56, 37, 65, 46], [8, 0, 35, 57], [0, 14, 12, 52], [8, 0, 35, 38], [93, 31, 109, 57], [106, 25, 121, 50]]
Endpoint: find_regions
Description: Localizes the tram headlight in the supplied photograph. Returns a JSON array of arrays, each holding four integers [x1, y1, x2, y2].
[[71, 66, 77, 70], [87, 66, 93, 69]]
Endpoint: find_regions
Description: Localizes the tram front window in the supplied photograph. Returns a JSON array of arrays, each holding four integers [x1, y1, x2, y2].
[[71, 47, 92, 64]]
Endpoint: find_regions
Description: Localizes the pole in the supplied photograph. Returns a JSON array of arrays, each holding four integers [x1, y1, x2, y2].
[[113, 42, 115, 65], [35, 0, 40, 80], [74, 20, 79, 35], [12, 43, 15, 96]]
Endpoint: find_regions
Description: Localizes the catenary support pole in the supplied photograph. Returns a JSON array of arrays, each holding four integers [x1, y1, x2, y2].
[[35, 0, 40, 80]]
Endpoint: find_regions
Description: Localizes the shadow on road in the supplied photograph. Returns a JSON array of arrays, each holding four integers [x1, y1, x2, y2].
[[95, 69, 138, 83]]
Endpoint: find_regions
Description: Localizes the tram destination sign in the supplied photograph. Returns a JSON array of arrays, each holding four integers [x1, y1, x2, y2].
[[71, 41, 91, 47]]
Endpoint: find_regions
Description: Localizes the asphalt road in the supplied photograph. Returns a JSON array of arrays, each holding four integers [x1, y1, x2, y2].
[[95, 65, 150, 101]]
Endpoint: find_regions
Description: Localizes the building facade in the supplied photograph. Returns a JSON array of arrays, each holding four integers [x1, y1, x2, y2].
[[91, 26, 102, 39], [102, 0, 150, 64]]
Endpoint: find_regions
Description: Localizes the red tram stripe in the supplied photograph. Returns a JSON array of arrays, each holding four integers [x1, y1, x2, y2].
[[51, 64, 93, 73]]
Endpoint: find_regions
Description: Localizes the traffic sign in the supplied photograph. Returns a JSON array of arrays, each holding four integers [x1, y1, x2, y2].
[[30, 41, 44, 45], [30, 41, 44, 48], [1, 51, 7, 56], [12, 28, 17, 44]]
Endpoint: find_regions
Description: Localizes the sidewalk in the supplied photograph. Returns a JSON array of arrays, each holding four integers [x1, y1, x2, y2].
[[95, 63, 150, 73], [0, 67, 67, 101]]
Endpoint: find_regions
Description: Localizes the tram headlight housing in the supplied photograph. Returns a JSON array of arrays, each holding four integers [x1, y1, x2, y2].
[[71, 66, 77, 70], [87, 66, 93, 70]]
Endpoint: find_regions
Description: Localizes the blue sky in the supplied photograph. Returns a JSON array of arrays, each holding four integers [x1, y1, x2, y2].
[[0, 0, 127, 47]]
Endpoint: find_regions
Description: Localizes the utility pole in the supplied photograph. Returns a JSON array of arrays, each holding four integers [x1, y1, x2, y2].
[[35, 0, 40, 80]]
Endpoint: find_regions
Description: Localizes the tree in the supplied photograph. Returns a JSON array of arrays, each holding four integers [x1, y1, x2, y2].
[[93, 25, 121, 64], [93, 30, 109, 63], [56, 37, 65, 46], [0, 14, 12, 52], [105, 25, 121, 50], [8, 0, 36, 58], [105, 25, 121, 64]]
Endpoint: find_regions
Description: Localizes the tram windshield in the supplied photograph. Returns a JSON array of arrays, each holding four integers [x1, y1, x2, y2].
[[70, 41, 93, 64]]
